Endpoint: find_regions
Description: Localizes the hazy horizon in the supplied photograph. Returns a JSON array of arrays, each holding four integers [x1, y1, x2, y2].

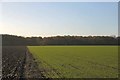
[[0, 2, 118, 37]]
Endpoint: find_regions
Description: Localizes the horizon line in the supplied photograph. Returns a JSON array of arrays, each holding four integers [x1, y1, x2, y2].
[[0, 34, 118, 38]]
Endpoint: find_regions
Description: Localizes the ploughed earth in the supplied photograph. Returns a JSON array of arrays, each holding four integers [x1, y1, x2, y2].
[[2, 46, 44, 79]]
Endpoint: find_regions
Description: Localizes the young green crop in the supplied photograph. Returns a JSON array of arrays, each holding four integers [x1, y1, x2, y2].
[[28, 46, 118, 78]]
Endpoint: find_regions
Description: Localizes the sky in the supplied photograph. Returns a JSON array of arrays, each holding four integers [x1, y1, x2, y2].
[[0, 2, 118, 37]]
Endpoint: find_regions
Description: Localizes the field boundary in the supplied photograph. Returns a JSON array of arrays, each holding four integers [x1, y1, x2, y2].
[[24, 48, 45, 78]]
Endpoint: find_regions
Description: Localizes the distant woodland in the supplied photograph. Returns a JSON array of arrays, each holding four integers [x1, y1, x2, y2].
[[2, 34, 119, 46]]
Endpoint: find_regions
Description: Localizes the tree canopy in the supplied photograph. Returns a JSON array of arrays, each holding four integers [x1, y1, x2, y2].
[[2, 34, 119, 46]]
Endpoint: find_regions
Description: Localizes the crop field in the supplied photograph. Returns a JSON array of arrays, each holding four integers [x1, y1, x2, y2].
[[28, 46, 118, 78]]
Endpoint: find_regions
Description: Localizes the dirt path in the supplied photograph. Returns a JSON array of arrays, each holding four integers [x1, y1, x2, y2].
[[24, 49, 45, 79]]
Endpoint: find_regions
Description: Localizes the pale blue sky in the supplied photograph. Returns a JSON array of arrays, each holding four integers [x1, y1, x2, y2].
[[1, 2, 118, 37]]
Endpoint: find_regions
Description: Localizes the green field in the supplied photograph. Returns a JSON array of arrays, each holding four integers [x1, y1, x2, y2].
[[28, 46, 118, 78]]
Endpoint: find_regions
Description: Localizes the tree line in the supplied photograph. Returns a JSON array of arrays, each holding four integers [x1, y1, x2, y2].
[[2, 34, 119, 46]]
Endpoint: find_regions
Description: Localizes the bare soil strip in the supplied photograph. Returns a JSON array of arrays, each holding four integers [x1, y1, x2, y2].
[[2, 46, 26, 79], [2, 46, 44, 80], [24, 48, 45, 79]]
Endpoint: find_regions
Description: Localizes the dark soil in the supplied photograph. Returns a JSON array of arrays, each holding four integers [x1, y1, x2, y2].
[[24, 49, 45, 79], [2, 46, 44, 80]]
